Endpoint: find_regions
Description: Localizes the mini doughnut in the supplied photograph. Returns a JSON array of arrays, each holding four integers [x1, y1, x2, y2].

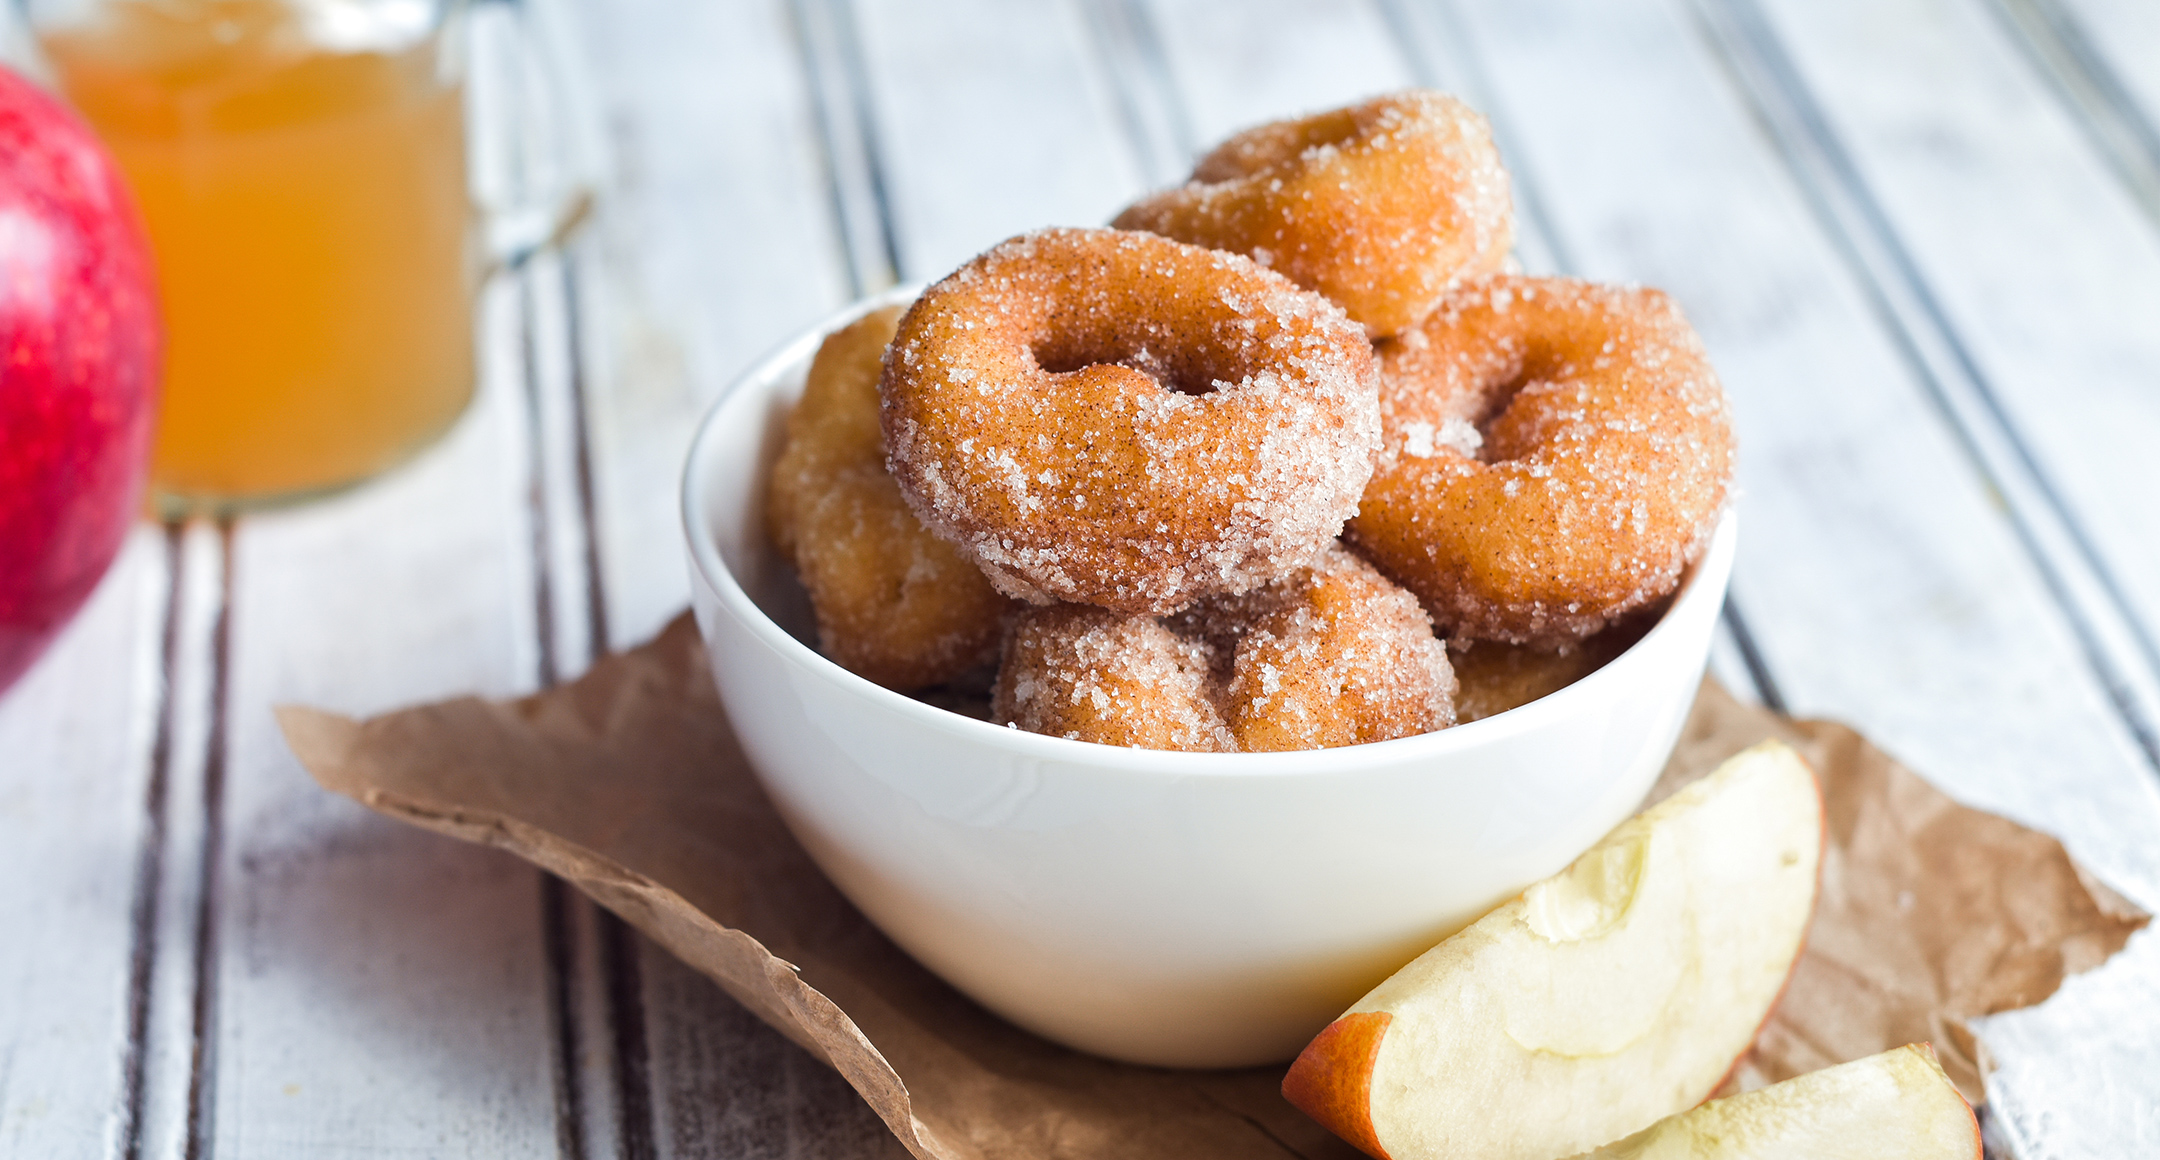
[[1113, 90, 1513, 339], [994, 547, 1454, 752], [880, 227, 1379, 615], [993, 606, 1237, 752], [766, 306, 1012, 691], [1184, 546, 1457, 751], [1347, 276, 1734, 648]]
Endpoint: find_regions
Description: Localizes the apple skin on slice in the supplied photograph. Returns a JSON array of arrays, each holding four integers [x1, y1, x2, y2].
[[1281, 1011, 1393, 1158], [1568, 1043, 1981, 1159], [1283, 740, 1823, 1160]]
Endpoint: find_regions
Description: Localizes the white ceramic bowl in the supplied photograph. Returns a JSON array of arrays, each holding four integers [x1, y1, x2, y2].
[[682, 287, 1737, 1069]]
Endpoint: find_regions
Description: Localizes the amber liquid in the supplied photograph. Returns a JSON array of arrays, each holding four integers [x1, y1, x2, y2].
[[45, 0, 476, 507]]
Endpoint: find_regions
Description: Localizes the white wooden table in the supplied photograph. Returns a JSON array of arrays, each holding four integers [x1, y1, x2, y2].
[[5, 0, 2159, 1156]]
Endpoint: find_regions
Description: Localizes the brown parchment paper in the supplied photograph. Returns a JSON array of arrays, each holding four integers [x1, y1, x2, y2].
[[277, 613, 2146, 1160]]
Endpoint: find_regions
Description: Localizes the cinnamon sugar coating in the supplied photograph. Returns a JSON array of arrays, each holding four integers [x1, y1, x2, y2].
[[1113, 90, 1513, 339], [880, 228, 1379, 615], [1347, 276, 1734, 648], [766, 306, 1012, 690], [995, 547, 1455, 752], [993, 606, 1238, 752]]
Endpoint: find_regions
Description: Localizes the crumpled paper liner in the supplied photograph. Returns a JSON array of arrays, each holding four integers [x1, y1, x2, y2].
[[278, 613, 2145, 1160]]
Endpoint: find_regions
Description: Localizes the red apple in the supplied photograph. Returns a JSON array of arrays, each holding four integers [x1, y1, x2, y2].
[[0, 62, 160, 694]]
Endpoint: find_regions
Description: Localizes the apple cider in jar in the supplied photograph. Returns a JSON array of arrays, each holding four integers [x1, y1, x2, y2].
[[41, 0, 475, 509]]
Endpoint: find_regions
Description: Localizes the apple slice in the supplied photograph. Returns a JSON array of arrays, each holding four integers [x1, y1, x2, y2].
[[1569, 1044, 1980, 1159], [1283, 739, 1823, 1160]]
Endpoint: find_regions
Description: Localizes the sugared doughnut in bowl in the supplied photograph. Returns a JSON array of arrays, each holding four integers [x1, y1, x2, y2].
[[683, 287, 1737, 1068]]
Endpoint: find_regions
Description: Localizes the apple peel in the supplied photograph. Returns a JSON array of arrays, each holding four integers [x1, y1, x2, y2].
[[1279, 1011, 1393, 1158], [1283, 739, 1824, 1160]]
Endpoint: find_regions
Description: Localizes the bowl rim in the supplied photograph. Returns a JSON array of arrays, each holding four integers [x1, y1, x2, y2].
[[682, 286, 1737, 777]]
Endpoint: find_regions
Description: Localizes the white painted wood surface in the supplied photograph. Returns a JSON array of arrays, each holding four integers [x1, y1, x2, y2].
[[3, 0, 2156, 1155], [0, 529, 163, 1158], [1755, 0, 2160, 769]]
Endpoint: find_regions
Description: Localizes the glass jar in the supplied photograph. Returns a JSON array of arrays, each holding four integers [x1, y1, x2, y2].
[[23, 0, 571, 511]]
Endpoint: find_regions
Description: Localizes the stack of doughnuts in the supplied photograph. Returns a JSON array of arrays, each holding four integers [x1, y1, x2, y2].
[[765, 89, 1734, 752]]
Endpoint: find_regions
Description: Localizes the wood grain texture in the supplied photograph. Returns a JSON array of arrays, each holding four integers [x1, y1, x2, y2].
[[1682, 0, 2160, 784], [196, 281, 562, 1158], [1141, 0, 1415, 146], [1752, 0, 2160, 754], [849, 0, 1143, 279], [1988, 0, 2160, 232], [575, 0, 852, 653], [2058, 0, 2160, 157], [564, 2, 886, 1156], [1440, 1, 2160, 1151], [639, 949, 909, 1160], [1428, 0, 2160, 900], [130, 524, 227, 1160], [0, 530, 164, 1157], [1975, 930, 2160, 1159]]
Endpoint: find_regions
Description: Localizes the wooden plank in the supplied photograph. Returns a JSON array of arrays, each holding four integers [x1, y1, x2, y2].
[[0, 528, 165, 1156], [848, 0, 1145, 280], [198, 276, 564, 1157], [568, 1, 876, 1156], [476, 10, 660, 1144], [1988, 0, 2160, 232], [1140, 0, 1416, 143], [574, 0, 853, 653], [2070, 0, 2160, 224], [133, 521, 226, 1160], [521, 248, 637, 1160], [1970, 936, 2160, 1159], [1866, 18, 2160, 1140], [640, 951, 908, 1159], [1748, 0, 2160, 756], [1072, 0, 1196, 187], [2062, 0, 2160, 114]]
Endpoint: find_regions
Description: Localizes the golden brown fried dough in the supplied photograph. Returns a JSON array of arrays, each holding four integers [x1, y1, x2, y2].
[[996, 548, 1454, 752], [1348, 276, 1733, 648], [879, 227, 1378, 615], [1114, 90, 1513, 338], [993, 605, 1237, 752], [767, 306, 1011, 690]]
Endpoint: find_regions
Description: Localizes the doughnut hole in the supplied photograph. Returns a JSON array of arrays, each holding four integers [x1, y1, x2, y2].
[[1030, 328, 1221, 399]]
